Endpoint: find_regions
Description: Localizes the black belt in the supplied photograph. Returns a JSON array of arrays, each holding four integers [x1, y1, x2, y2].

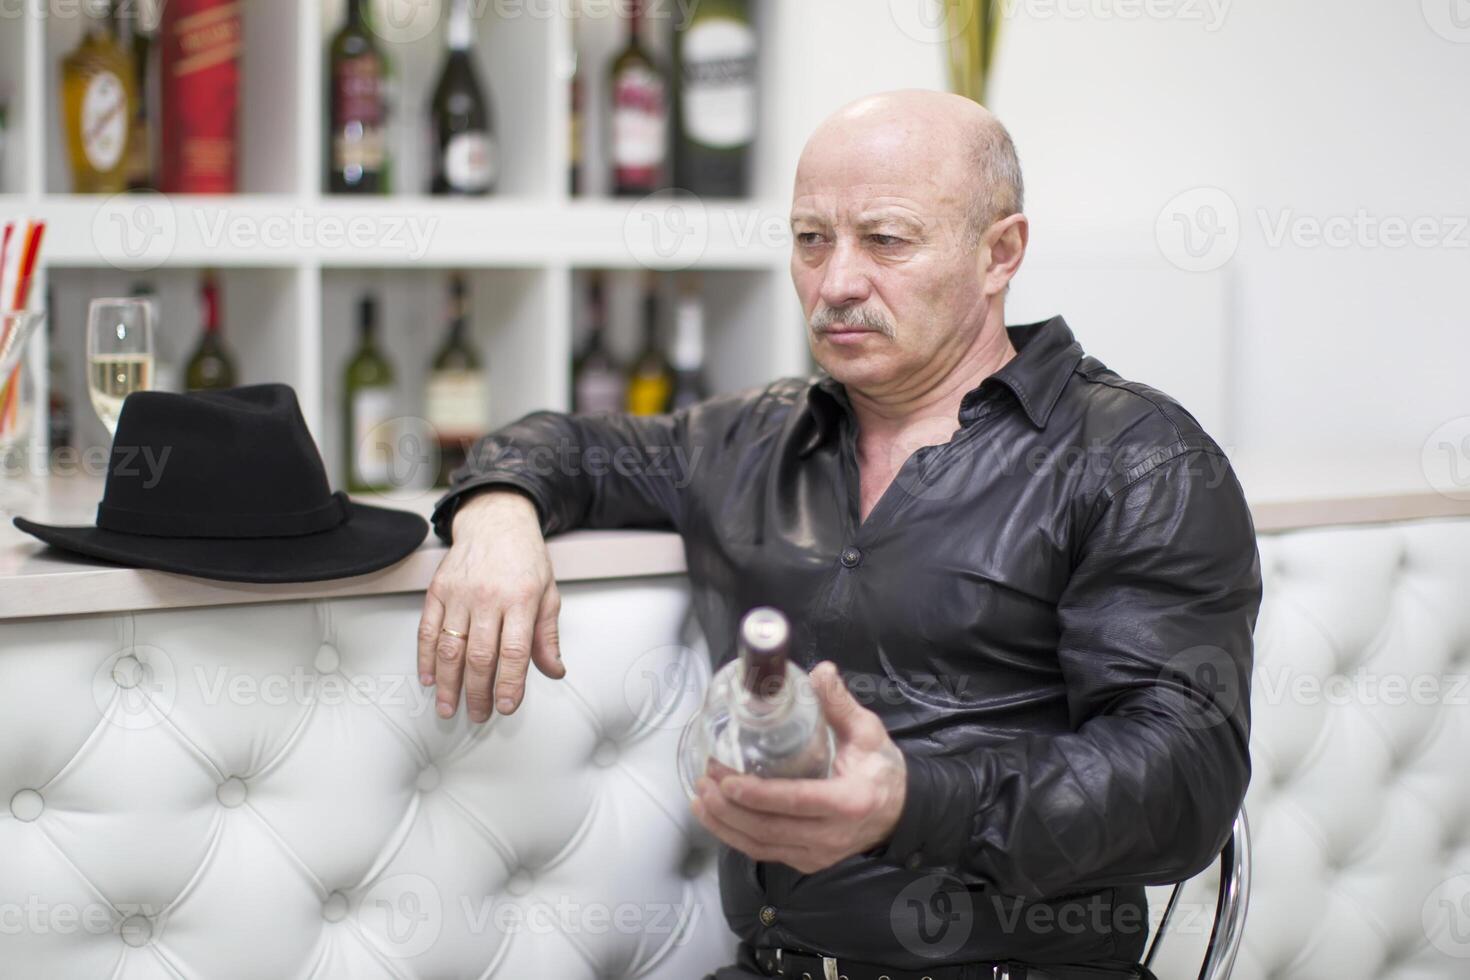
[[753, 946, 1147, 980]]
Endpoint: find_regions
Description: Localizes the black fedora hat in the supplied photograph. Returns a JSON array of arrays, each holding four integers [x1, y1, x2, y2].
[[13, 383, 428, 583]]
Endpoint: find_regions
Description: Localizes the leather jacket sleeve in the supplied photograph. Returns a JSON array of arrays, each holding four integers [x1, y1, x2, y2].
[[872, 447, 1262, 900], [430, 409, 690, 542]]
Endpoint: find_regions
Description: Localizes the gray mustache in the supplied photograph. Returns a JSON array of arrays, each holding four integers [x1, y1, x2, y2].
[[809, 306, 896, 338]]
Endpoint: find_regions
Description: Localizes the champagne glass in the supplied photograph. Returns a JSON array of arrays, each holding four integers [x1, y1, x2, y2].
[[87, 298, 155, 436]]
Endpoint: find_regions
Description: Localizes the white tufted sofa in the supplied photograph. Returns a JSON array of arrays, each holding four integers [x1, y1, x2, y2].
[[4, 518, 1470, 979], [0, 575, 736, 980]]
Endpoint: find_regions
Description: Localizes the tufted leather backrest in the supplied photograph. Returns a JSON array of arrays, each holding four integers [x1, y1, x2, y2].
[[0, 576, 735, 979], [4, 518, 1469, 979], [1148, 518, 1470, 979]]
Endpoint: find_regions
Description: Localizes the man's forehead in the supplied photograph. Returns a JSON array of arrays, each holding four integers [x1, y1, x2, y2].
[[790, 185, 964, 224]]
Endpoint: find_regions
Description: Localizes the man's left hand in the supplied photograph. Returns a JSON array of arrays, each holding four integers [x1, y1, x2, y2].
[[690, 661, 908, 874]]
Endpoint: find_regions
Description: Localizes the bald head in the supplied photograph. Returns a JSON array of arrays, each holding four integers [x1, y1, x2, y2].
[[796, 90, 1024, 247]]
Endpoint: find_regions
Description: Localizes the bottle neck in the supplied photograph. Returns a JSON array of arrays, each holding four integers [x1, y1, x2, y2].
[[626, 0, 643, 47], [447, 0, 473, 51], [347, 0, 368, 27], [200, 281, 221, 335]]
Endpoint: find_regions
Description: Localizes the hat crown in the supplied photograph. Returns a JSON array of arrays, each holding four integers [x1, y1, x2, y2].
[[97, 384, 345, 538]]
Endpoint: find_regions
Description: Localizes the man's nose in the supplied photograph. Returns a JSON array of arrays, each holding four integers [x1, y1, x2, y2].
[[818, 240, 872, 309]]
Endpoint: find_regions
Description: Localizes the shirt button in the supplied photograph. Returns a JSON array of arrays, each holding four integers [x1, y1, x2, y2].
[[759, 905, 777, 927], [839, 546, 862, 568]]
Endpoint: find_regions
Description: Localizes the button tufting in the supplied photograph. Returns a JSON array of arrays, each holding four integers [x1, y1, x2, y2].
[[118, 913, 152, 947], [113, 654, 144, 689], [506, 870, 533, 896], [322, 891, 349, 922], [314, 642, 341, 674], [416, 764, 441, 792], [9, 788, 43, 821], [592, 739, 619, 767], [216, 776, 248, 808]]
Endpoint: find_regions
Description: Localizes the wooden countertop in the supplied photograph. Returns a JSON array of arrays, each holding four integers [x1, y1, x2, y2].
[[4, 452, 1470, 620]]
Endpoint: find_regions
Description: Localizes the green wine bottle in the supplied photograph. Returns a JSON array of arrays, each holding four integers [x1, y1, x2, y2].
[[328, 0, 390, 194], [184, 272, 237, 391], [429, 0, 496, 195], [425, 274, 487, 487], [625, 274, 673, 415], [673, 0, 756, 197], [344, 294, 397, 492]]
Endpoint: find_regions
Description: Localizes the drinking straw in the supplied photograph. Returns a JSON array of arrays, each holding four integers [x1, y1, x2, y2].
[[0, 220, 45, 434]]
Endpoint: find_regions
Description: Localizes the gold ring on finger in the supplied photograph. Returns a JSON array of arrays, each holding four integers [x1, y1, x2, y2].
[[440, 626, 468, 640]]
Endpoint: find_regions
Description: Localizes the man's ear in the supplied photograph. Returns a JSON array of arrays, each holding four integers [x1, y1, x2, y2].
[[982, 213, 1029, 298]]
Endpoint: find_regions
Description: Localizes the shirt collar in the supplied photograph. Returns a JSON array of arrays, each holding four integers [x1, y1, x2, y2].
[[800, 315, 1084, 456]]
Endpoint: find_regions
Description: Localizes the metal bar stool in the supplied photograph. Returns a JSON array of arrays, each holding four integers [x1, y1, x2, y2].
[[1142, 808, 1252, 980]]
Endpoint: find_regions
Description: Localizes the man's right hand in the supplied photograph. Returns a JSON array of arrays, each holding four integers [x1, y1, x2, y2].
[[418, 489, 566, 723]]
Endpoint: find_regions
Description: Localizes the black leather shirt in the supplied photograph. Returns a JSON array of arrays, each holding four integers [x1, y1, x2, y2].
[[430, 316, 1262, 971]]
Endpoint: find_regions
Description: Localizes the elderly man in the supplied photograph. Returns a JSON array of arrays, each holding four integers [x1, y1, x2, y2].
[[419, 90, 1260, 980]]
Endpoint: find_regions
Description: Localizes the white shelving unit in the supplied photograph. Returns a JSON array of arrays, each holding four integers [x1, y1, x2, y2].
[[1, 0, 808, 487]]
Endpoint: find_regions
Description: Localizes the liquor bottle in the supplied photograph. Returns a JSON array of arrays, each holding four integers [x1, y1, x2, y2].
[[429, 0, 497, 196], [674, 0, 755, 197], [676, 607, 835, 799], [45, 288, 74, 458], [328, 0, 389, 194], [184, 273, 237, 391], [60, 2, 136, 194], [670, 277, 707, 410], [425, 274, 488, 487], [625, 275, 673, 415], [567, 3, 584, 196], [572, 273, 624, 413], [344, 295, 397, 493], [158, 0, 240, 194], [112, 0, 153, 191], [608, 0, 669, 196], [129, 281, 177, 393]]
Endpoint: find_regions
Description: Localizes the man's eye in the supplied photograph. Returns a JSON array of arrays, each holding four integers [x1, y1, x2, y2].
[[869, 234, 905, 247], [796, 232, 826, 247]]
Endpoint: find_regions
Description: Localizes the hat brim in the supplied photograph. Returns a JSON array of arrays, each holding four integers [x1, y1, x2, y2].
[[12, 502, 429, 584]]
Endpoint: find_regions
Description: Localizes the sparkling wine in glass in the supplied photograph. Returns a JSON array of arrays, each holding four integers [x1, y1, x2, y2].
[[87, 298, 155, 435]]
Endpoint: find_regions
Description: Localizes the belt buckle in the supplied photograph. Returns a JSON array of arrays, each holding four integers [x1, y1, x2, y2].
[[821, 956, 839, 980]]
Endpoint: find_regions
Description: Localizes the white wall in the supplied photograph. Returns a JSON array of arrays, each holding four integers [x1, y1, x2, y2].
[[760, 0, 1469, 490]]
